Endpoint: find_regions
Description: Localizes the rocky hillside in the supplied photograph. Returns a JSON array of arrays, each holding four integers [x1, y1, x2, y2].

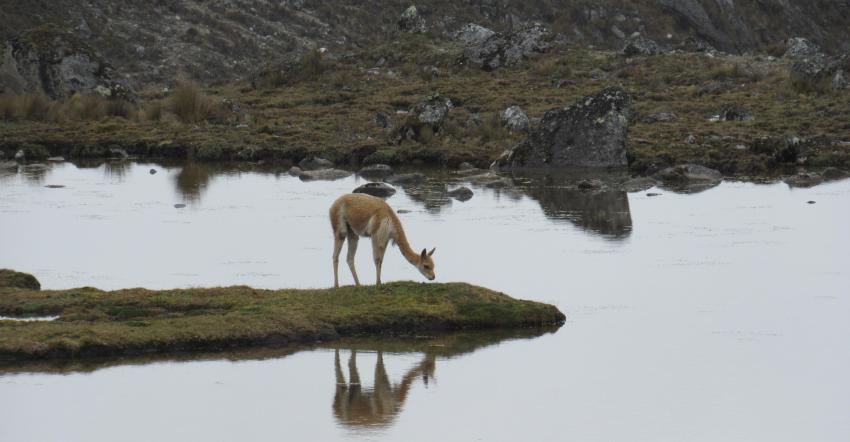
[[1, 0, 849, 90]]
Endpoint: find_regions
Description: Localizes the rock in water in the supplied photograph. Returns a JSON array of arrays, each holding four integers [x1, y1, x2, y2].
[[385, 172, 425, 185], [358, 164, 394, 179], [784, 172, 824, 188], [502, 105, 530, 133], [298, 169, 352, 181], [298, 156, 334, 171], [655, 164, 722, 192], [353, 182, 397, 198], [447, 186, 474, 201], [494, 88, 630, 169]]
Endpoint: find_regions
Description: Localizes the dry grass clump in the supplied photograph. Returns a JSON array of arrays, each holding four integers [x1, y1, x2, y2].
[[0, 93, 137, 122]]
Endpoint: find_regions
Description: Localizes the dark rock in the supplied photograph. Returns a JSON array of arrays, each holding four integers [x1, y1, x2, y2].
[[0, 269, 41, 290], [784, 172, 823, 188], [622, 35, 663, 56], [714, 105, 754, 122], [456, 23, 553, 71], [749, 135, 807, 163], [358, 164, 394, 178], [353, 182, 396, 198], [298, 156, 334, 171], [45, 185, 65, 188], [655, 164, 722, 192], [288, 166, 303, 177], [807, 200, 816, 204], [642, 112, 678, 123], [374, 112, 392, 129], [298, 169, 352, 181], [494, 87, 630, 169], [502, 105, 530, 133], [397, 209, 411, 214], [398, 5, 426, 34], [149, 169, 157, 175], [622, 176, 659, 192], [647, 192, 662, 197], [174, 203, 187, 208], [385, 172, 425, 185], [577, 179, 604, 190], [447, 186, 474, 201]]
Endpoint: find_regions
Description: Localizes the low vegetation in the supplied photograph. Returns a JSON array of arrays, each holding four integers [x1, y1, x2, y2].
[[0, 278, 565, 361], [1, 38, 848, 173]]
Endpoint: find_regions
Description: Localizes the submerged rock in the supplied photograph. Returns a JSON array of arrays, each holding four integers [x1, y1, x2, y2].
[[298, 156, 334, 171], [655, 164, 722, 192], [0, 269, 41, 290], [494, 87, 630, 169], [385, 172, 425, 185], [447, 186, 474, 201], [299, 169, 352, 181], [353, 182, 396, 198], [358, 164, 394, 179]]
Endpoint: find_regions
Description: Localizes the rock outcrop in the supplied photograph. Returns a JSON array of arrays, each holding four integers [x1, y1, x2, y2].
[[398, 6, 427, 34], [456, 23, 554, 71], [494, 88, 630, 169], [622, 35, 663, 56], [0, 25, 133, 100]]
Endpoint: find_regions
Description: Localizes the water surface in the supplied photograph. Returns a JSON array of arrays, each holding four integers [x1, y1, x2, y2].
[[1, 161, 848, 441]]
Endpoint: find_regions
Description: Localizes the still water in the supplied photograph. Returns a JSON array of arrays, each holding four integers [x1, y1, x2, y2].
[[1, 161, 849, 441]]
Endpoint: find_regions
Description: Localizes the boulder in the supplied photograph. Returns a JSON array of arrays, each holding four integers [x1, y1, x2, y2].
[[447, 186, 474, 201], [398, 5, 426, 34], [655, 164, 722, 192], [0, 269, 41, 290], [713, 105, 754, 122], [642, 112, 678, 123], [456, 23, 553, 71], [414, 95, 451, 129], [622, 35, 663, 56], [494, 87, 631, 169], [288, 166, 304, 177], [298, 169, 352, 181], [353, 182, 397, 198], [790, 54, 849, 93], [783, 37, 822, 60], [386, 172, 425, 185], [502, 105, 530, 133], [298, 156, 334, 171], [0, 25, 134, 100], [358, 164, 394, 178]]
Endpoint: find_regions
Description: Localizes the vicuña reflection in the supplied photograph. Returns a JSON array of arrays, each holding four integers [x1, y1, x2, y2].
[[329, 327, 559, 430]]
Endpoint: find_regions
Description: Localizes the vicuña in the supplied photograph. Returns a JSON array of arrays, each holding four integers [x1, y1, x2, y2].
[[329, 193, 436, 287]]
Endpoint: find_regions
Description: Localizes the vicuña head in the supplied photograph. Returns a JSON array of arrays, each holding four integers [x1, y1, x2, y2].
[[329, 193, 436, 287]]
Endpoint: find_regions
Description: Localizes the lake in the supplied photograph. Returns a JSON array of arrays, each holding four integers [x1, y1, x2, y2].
[[1, 161, 848, 441]]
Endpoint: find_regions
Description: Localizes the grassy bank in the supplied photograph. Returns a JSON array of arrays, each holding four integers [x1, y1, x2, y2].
[[2, 38, 848, 173], [0, 281, 565, 361]]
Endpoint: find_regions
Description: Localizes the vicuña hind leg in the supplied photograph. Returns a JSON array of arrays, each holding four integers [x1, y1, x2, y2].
[[332, 232, 345, 288], [346, 232, 361, 286]]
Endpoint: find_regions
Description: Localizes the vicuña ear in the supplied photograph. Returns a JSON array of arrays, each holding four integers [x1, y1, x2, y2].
[[428, 247, 436, 256], [421, 248, 427, 259]]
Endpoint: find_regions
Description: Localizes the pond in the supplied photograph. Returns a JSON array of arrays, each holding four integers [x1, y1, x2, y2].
[[1, 161, 849, 441]]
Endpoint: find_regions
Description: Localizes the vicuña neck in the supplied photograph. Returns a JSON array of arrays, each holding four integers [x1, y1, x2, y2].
[[390, 213, 420, 265]]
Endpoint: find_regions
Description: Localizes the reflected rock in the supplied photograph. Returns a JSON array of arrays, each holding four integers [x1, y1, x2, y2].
[[519, 172, 633, 238], [622, 176, 660, 193], [174, 163, 216, 202], [358, 164, 394, 179], [784, 171, 824, 188], [448, 186, 473, 201], [400, 181, 451, 213], [298, 156, 334, 171], [353, 182, 396, 198], [104, 160, 131, 179]]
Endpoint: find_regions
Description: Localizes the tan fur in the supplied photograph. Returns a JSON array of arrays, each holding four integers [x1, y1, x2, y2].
[[329, 193, 435, 287]]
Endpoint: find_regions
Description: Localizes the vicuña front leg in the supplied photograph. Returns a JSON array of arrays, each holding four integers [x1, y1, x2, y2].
[[372, 236, 387, 286], [346, 232, 361, 286]]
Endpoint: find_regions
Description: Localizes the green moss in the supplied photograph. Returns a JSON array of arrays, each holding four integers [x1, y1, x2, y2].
[[0, 281, 564, 361], [0, 270, 41, 290]]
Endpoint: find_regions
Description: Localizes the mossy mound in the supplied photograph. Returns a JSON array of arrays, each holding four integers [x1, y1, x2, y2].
[[0, 281, 564, 361], [0, 269, 41, 290]]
